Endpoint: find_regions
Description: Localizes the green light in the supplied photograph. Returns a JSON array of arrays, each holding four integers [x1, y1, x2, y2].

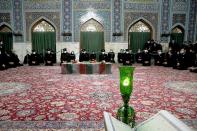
[[123, 77, 130, 87]]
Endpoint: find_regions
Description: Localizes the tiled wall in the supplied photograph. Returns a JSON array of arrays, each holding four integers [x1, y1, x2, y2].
[[0, 0, 196, 61]]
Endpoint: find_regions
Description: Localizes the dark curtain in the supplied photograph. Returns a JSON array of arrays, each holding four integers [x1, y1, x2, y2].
[[80, 31, 104, 59], [170, 33, 184, 45], [31, 32, 56, 55], [129, 32, 151, 53], [80, 32, 104, 52], [0, 32, 13, 52]]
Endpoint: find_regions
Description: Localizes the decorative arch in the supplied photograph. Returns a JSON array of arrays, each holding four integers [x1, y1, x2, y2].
[[80, 18, 104, 32], [0, 22, 12, 32], [80, 18, 105, 57], [30, 17, 56, 59], [170, 23, 185, 44], [171, 24, 185, 33], [29, 17, 57, 41], [128, 18, 154, 53], [127, 18, 154, 38], [0, 22, 13, 52]]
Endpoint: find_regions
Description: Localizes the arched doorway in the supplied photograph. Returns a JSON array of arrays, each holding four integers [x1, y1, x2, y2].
[[0, 24, 13, 52], [170, 25, 184, 45], [31, 19, 56, 59], [128, 20, 152, 53], [80, 18, 104, 59]]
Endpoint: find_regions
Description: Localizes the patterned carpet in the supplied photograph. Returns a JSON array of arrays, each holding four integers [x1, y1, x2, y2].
[[0, 64, 197, 130]]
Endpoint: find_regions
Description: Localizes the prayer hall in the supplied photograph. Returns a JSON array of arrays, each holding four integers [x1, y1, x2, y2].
[[0, 0, 197, 130]]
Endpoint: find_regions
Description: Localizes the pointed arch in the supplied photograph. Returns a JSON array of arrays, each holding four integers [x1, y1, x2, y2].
[[128, 17, 154, 38], [128, 18, 154, 53], [170, 23, 185, 44], [0, 22, 12, 32], [81, 18, 104, 32], [171, 24, 185, 33], [80, 18, 104, 59], [30, 17, 56, 60], [29, 16, 57, 41], [0, 22, 13, 52]]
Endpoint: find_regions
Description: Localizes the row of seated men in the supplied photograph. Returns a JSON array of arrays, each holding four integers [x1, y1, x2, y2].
[[24, 49, 56, 66], [60, 48, 115, 63], [79, 49, 115, 63], [0, 50, 22, 70], [117, 43, 197, 73], [144, 39, 162, 53]]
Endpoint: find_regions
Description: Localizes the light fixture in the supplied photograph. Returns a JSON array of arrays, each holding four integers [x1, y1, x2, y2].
[[13, 31, 22, 36], [117, 66, 135, 127], [112, 32, 122, 36], [62, 31, 72, 36]]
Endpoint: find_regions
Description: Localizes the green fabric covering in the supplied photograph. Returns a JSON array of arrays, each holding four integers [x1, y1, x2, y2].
[[80, 32, 104, 60], [0, 32, 13, 52], [32, 32, 56, 55], [128, 32, 151, 53], [171, 33, 184, 45]]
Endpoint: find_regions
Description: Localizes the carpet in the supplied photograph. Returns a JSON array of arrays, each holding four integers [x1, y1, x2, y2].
[[0, 64, 197, 130]]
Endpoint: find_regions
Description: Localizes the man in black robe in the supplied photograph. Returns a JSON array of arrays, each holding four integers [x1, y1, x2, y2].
[[0, 40, 5, 53], [154, 50, 163, 66], [118, 49, 124, 63], [175, 48, 188, 70], [186, 48, 196, 67], [162, 48, 173, 67], [169, 40, 179, 52], [108, 49, 115, 63], [144, 40, 151, 51], [99, 49, 108, 62], [45, 49, 54, 66], [90, 51, 96, 62], [123, 49, 132, 65], [29, 50, 40, 66], [70, 51, 76, 62], [142, 49, 151, 66], [51, 50, 56, 64], [6, 51, 22, 68], [79, 49, 89, 62], [129, 50, 135, 64], [135, 49, 143, 63], [0, 50, 8, 70], [60, 48, 70, 63]]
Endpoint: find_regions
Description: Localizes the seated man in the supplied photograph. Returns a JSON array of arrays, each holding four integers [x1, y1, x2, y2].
[[142, 49, 151, 66], [186, 48, 196, 67], [129, 50, 135, 64], [45, 49, 54, 66], [150, 41, 158, 54], [135, 49, 143, 63], [154, 50, 164, 66], [60, 48, 70, 63], [51, 50, 56, 64], [99, 49, 108, 62], [144, 40, 151, 51], [79, 49, 89, 62], [123, 49, 132, 65], [117, 49, 124, 63], [70, 51, 76, 62], [175, 48, 188, 70], [90, 51, 96, 62], [162, 48, 173, 67], [29, 50, 40, 66], [0, 50, 8, 70], [6, 51, 22, 68], [108, 49, 115, 63]]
